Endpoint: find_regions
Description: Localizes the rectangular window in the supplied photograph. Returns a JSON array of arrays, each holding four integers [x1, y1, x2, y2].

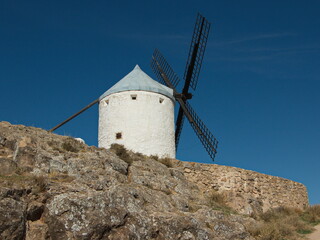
[[116, 132, 122, 139]]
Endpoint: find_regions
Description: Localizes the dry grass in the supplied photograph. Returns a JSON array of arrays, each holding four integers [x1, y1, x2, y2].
[[207, 191, 236, 215], [247, 206, 320, 240], [109, 146, 174, 168], [188, 201, 202, 213], [49, 138, 83, 153], [61, 140, 80, 153], [150, 155, 159, 161], [0, 174, 31, 183], [0, 173, 47, 193], [157, 157, 173, 168], [33, 175, 47, 193], [109, 144, 147, 165], [110, 144, 132, 164], [301, 205, 320, 225], [209, 191, 226, 206], [48, 171, 75, 183], [150, 155, 174, 168]]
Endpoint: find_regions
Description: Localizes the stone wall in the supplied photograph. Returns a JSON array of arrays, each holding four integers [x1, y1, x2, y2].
[[175, 161, 309, 214]]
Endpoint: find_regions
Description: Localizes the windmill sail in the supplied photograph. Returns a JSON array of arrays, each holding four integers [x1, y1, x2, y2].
[[184, 13, 210, 91], [176, 97, 218, 161], [151, 49, 218, 161], [183, 101, 218, 159], [174, 108, 185, 150], [151, 50, 186, 150], [151, 49, 180, 88], [176, 13, 211, 151]]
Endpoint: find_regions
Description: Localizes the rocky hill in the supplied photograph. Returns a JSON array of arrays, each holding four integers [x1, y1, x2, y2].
[[0, 122, 308, 240]]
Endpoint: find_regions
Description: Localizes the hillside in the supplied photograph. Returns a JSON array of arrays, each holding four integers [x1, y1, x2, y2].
[[0, 121, 314, 240]]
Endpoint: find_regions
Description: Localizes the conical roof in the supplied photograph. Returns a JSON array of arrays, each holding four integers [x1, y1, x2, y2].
[[99, 65, 174, 101]]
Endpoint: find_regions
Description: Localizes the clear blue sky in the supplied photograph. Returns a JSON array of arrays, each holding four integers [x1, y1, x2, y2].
[[1, 0, 319, 204]]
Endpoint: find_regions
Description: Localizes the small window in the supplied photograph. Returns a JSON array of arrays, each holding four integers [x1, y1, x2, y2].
[[116, 132, 122, 139], [159, 98, 164, 103], [104, 99, 109, 105], [131, 94, 137, 100]]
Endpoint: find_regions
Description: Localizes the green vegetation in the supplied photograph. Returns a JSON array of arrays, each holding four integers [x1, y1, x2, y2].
[[248, 205, 320, 240]]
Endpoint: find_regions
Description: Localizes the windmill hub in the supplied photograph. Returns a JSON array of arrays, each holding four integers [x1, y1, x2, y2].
[[184, 93, 193, 100], [174, 93, 193, 101]]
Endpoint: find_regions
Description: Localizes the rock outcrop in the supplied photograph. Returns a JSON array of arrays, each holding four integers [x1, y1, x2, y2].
[[0, 122, 308, 240]]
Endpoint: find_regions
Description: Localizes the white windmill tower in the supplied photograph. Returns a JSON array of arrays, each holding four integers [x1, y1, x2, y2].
[[98, 65, 176, 158]]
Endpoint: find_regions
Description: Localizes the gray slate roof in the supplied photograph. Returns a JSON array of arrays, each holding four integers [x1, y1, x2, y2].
[[99, 65, 174, 101]]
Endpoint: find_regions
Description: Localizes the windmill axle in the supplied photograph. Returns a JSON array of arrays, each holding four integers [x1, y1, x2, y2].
[[174, 93, 193, 101]]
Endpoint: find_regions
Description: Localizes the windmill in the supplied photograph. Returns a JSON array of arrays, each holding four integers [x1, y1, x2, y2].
[[49, 13, 218, 161], [151, 13, 218, 161]]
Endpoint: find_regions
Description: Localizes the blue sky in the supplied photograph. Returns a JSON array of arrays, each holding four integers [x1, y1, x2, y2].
[[1, 0, 319, 204]]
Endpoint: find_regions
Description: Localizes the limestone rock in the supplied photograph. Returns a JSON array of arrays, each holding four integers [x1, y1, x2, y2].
[[0, 121, 308, 239], [0, 198, 26, 240], [26, 220, 49, 240]]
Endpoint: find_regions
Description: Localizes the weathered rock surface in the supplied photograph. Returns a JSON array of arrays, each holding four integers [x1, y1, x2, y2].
[[0, 122, 308, 239]]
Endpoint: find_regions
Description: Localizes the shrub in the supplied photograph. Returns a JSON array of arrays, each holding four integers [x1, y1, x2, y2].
[[33, 175, 47, 193], [134, 152, 145, 159], [110, 144, 133, 165], [158, 157, 173, 168], [259, 206, 301, 222], [302, 205, 320, 225], [207, 191, 235, 214], [150, 155, 159, 161], [209, 191, 226, 207], [62, 140, 79, 153]]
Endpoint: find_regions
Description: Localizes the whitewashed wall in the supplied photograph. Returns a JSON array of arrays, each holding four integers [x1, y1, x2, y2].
[[99, 90, 175, 158]]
